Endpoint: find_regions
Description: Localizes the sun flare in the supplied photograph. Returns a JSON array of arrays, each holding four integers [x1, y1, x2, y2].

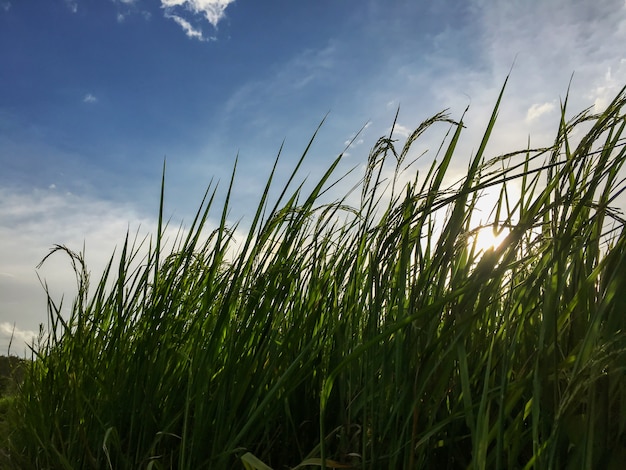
[[472, 226, 510, 254]]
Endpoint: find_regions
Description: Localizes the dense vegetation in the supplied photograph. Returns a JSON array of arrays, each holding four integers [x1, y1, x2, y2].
[[0, 355, 26, 396], [2, 80, 626, 469], [0, 355, 26, 462]]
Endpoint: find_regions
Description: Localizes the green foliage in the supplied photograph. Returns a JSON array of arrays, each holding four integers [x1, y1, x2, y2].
[[0, 355, 27, 465], [0, 355, 26, 397], [3, 80, 626, 469]]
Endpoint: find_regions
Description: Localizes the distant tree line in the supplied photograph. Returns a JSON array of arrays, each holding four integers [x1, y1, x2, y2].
[[0, 356, 27, 397]]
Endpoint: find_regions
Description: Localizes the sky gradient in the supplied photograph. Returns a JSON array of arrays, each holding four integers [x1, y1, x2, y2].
[[1, 0, 625, 353]]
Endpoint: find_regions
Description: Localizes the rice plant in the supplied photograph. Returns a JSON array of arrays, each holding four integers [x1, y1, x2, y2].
[[2, 79, 626, 469]]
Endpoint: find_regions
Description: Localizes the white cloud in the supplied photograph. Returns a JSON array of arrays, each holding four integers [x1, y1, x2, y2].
[[391, 123, 412, 138], [83, 93, 97, 103], [526, 102, 556, 123], [1, 2, 11, 12], [161, 0, 235, 39], [165, 14, 208, 41], [161, 0, 234, 27], [0, 322, 38, 354]]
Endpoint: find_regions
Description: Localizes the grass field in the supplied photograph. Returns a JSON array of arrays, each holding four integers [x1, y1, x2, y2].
[[2, 79, 626, 469]]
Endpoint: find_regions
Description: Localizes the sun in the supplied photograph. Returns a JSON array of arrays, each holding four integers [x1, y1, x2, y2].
[[472, 226, 509, 255], [467, 183, 519, 255]]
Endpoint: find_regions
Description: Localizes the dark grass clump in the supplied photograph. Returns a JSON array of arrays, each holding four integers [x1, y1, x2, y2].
[[3, 79, 626, 469]]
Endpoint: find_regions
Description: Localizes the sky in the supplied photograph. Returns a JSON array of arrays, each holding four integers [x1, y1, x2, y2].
[[1, 0, 625, 354]]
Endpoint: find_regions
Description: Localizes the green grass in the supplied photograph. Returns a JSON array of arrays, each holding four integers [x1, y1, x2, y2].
[[3, 79, 626, 469]]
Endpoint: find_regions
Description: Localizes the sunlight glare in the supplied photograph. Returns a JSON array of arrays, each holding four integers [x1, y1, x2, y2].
[[473, 226, 509, 254]]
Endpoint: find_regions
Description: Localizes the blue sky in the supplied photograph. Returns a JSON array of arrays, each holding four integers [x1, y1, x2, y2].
[[1, 0, 625, 353]]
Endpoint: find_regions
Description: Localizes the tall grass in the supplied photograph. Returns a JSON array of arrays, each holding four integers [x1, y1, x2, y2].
[[3, 80, 626, 469]]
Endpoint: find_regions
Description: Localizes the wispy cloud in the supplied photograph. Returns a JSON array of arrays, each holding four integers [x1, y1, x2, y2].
[[64, 0, 78, 13], [474, 0, 626, 93], [165, 13, 208, 41], [224, 42, 337, 117], [112, 0, 150, 23], [83, 93, 98, 103], [1, 2, 10, 12], [111, 0, 139, 7], [161, 0, 235, 40], [588, 60, 626, 111], [526, 102, 556, 123], [341, 122, 371, 157]]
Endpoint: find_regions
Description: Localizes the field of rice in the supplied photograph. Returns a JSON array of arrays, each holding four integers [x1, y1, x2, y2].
[[1, 79, 625, 469]]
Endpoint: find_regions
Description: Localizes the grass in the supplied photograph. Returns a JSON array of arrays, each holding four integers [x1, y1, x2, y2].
[[2, 78, 626, 469]]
